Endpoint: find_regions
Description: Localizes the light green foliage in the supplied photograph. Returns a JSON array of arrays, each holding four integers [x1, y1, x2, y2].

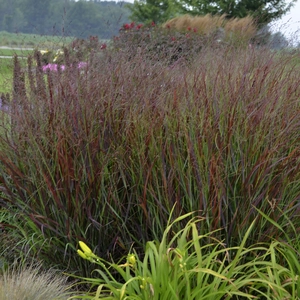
[[72, 210, 300, 299], [127, 0, 177, 24]]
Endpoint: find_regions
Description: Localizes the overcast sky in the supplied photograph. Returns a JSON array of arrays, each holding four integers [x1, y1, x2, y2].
[[271, 0, 300, 43]]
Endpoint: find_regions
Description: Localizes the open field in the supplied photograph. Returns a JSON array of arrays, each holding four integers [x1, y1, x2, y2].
[[0, 31, 74, 49]]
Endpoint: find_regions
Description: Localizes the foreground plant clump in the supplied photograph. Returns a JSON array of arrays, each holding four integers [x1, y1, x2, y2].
[[0, 263, 72, 300], [0, 26, 300, 278], [70, 212, 300, 299]]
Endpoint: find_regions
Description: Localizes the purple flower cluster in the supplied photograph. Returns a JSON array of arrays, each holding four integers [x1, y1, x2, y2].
[[42, 64, 65, 72], [42, 62, 88, 73]]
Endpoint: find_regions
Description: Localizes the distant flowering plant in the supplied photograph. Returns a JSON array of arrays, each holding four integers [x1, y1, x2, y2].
[[100, 43, 107, 49], [38, 36, 106, 68], [119, 22, 147, 34], [115, 21, 155, 49], [39, 49, 54, 65], [112, 20, 204, 64], [42, 63, 65, 72], [42, 61, 87, 73], [120, 22, 137, 31], [53, 49, 64, 63], [40, 49, 50, 55]]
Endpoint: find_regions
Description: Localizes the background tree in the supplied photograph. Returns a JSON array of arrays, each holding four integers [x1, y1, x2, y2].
[[0, 0, 25, 32], [0, 0, 131, 38], [174, 0, 297, 27], [21, 0, 51, 34], [93, 1, 131, 38], [126, 0, 177, 24], [65, 1, 103, 37]]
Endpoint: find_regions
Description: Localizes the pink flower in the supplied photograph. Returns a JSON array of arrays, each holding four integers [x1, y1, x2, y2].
[[136, 24, 143, 30], [187, 27, 191, 31], [42, 62, 87, 73], [151, 21, 155, 26], [42, 64, 65, 72], [193, 28, 197, 33]]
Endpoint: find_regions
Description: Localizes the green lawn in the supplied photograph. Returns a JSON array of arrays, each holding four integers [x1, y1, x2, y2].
[[0, 58, 14, 94], [0, 31, 74, 49], [0, 48, 34, 57]]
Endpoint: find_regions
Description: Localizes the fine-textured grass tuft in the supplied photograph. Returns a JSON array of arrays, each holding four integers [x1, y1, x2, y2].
[[0, 263, 72, 300]]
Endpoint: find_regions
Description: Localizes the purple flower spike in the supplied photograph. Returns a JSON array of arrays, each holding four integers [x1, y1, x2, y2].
[[42, 64, 66, 72], [42, 62, 86, 73]]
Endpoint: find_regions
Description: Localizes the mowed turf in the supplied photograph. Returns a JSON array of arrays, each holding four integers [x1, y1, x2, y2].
[[0, 48, 34, 57], [0, 58, 14, 95]]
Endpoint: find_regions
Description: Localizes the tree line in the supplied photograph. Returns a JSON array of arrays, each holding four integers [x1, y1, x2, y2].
[[0, 0, 294, 46], [128, 0, 296, 27], [127, 0, 295, 48], [0, 0, 132, 39]]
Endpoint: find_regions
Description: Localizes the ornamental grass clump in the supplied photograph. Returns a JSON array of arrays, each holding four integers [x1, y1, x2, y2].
[[163, 14, 257, 46], [0, 263, 72, 300], [70, 211, 300, 299], [0, 34, 300, 278]]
